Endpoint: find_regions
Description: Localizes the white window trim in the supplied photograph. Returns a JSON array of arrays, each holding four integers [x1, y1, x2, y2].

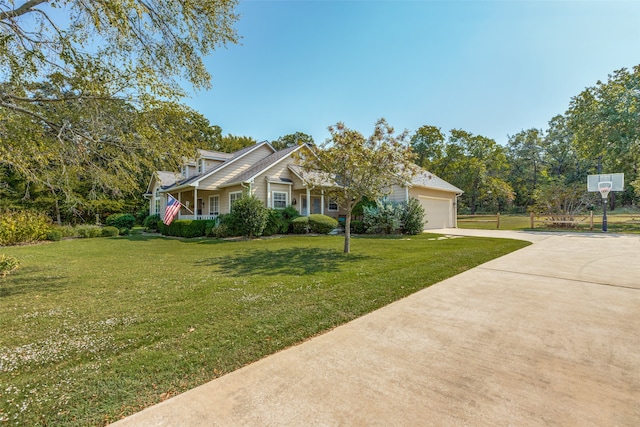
[[328, 199, 338, 212], [272, 191, 288, 209], [197, 159, 204, 174], [209, 195, 219, 216], [229, 191, 242, 212]]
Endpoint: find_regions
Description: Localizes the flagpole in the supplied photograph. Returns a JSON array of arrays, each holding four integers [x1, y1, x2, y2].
[[169, 194, 194, 214]]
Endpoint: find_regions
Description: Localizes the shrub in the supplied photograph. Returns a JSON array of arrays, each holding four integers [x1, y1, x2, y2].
[[211, 223, 232, 238], [158, 220, 207, 238], [281, 205, 300, 220], [350, 220, 366, 234], [204, 220, 218, 237], [263, 210, 290, 236], [75, 225, 103, 238], [0, 210, 51, 246], [400, 198, 425, 235], [58, 225, 76, 237], [363, 198, 402, 234], [308, 214, 338, 234], [227, 196, 268, 238], [46, 229, 63, 241], [0, 254, 19, 278], [102, 226, 120, 237], [105, 213, 136, 230], [143, 215, 161, 231], [291, 216, 309, 234]]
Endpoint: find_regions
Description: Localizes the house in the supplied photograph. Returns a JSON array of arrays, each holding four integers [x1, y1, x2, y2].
[[145, 142, 463, 229]]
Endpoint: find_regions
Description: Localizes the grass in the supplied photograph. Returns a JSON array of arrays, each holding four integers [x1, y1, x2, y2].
[[0, 233, 529, 426], [458, 211, 640, 233]]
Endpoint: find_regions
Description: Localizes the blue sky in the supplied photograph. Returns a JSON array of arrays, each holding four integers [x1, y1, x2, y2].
[[186, 0, 640, 146]]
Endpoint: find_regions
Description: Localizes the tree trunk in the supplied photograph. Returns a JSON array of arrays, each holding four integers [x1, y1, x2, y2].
[[343, 208, 352, 254], [50, 187, 62, 226]]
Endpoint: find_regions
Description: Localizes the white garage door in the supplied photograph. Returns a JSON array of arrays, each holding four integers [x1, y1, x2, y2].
[[418, 196, 452, 229]]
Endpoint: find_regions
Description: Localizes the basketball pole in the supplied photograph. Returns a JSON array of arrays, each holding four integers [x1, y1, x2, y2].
[[602, 195, 608, 232]]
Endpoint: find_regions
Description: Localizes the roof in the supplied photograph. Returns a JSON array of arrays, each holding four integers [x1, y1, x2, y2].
[[198, 149, 233, 160], [145, 170, 179, 193], [164, 141, 274, 191], [411, 170, 463, 194], [221, 144, 302, 187]]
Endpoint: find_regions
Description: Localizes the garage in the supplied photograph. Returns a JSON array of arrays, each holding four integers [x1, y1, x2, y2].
[[418, 196, 453, 229]]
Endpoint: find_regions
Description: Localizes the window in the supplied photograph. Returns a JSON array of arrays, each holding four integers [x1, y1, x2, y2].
[[209, 196, 219, 216], [273, 191, 287, 209], [181, 164, 188, 178], [229, 192, 242, 211], [154, 199, 160, 215], [328, 199, 338, 212], [197, 159, 204, 174]]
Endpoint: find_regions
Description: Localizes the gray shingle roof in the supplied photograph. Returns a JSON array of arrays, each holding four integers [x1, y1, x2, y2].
[[165, 142, 273, 190], [411, 170, 463, 193], [222, 145, 301, 186]]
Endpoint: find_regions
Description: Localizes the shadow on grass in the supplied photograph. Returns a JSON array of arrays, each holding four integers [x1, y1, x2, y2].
[[196, 247, 369, 276], [0, 267, 66, 298]]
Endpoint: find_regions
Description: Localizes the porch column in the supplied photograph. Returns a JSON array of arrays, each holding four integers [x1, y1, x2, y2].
[[178, 191, 182, 219], [266, 179, 271, 208], [320, 190, 325, 215], [405, 186, 409, 202], [194, 186, 198, 220], [306, 187, 311, 216]]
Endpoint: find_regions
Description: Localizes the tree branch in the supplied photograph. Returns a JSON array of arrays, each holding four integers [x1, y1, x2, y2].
[[0, 0, 49, 21]]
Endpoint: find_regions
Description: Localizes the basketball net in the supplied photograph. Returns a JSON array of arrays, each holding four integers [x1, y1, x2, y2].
[[598, 182, 612, 200]]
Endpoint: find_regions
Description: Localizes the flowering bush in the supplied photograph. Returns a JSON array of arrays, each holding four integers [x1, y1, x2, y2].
[[0, 210, 51, 246], [363, 198, 402, 234]]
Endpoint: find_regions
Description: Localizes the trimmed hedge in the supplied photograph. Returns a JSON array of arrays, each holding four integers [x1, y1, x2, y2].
[[291, 216, 309, 234], [308, 214, 338, 234], [158, 220, 204, 238], [75, 225, 103, 238], [102, 226, 120, 237]]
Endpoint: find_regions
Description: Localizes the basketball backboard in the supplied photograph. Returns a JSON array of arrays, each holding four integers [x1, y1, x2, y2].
[[587, 173, 624, 192]]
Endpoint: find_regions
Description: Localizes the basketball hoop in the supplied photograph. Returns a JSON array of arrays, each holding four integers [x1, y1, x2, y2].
[[598, 181, 612, 200]]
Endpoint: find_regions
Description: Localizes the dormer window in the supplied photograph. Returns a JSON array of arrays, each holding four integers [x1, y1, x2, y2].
[[181, 164, 189, 179], [197, 159, 204, 174]]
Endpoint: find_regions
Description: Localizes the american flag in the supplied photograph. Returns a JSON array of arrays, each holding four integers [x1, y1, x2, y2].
[[163, 194, 181, 225]]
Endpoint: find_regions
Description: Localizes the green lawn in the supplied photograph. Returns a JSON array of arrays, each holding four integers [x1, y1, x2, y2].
[[0, 233, 528, 426]]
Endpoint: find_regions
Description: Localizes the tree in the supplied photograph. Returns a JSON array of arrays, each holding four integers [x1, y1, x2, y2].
[[295, 119, 416, 254], [1, 1, 238, 96], [271, 132, 314, 151], [445, 130, 513, 214], [410, 125, 445, 170], [566, 65, 640, 200], [506, 129, 545, 208], [0, 0, 239, 208], [213, 134, 257, 153]]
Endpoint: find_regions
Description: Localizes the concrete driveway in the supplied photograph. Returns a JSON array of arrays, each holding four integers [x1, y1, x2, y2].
[[111, 230, 640, 426]]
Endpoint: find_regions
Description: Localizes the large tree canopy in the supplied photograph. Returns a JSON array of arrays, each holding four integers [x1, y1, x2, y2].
[[0, 0, 240, 209], [296, 119, 416, 254], [0, 0, 238, 96], [566, 65, 640, 198]]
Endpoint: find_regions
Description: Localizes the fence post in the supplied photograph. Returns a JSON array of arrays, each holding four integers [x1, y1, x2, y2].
[[496, 212, 500, 229], [530, 212, 534, 229], [590, 211, 594, 231]]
